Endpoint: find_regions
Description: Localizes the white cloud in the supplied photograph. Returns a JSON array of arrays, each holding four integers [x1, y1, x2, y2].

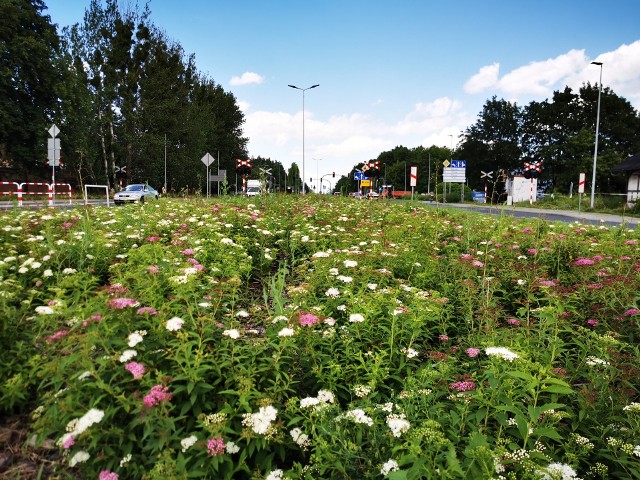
[[462, 42, 640, 110], [229, 71, 265, 86], [498, 49, 587, 97], [464, 63, 500, 94]]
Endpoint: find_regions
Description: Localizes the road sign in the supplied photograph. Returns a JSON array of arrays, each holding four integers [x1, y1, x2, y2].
[[443, 167, 466, 183], [410, 166, 417, 187], [360, 179, 371, 187], [48, 124, 60, 138], [578, 173, 586, 194], [47, 138, 60, 166], [260, 167, 272, 176], [201, 153, 215, 167], [443, 160, 450, 167], [354, 171, 369, 181], [481, 170, 494, 179], [450, 160, 466, 168]]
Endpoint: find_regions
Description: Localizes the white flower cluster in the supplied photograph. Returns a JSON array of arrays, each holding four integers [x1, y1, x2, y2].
[[290, 427, 311, 449], [299, 390, 335, 410], [278, 327, 295, 337], [242, 405, 277, 435], [60, 408, 105, 450], [119, 349, 137, 363], [325, 287, 340, 298], [343, 260, 358, 268], [223, 329, 240, 339], [69, 450, 90, 467], [401, 347, 419, 358], [586, 356, 610, 366], [265, 469, 287, 480], [343, 408, 373, 426], [226, 441, 240, 454], [166, 317, 184, 331], [349, 313, 365, 323], [354, 384, 372, 397], [485, 347, 519, 362], [536, 462, 580, 480], [386, 413, 411, 437], [623, 402, 640, 413], [181, 434, 198, 452], [127, 330, 146, 347], [380, 459, 399, 476]]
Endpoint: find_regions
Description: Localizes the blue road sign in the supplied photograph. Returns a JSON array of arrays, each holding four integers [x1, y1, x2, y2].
[[354, 172, 369, 181], [451, 160, 466, 168]]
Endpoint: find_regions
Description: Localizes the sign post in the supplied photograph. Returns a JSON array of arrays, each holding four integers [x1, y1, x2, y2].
[[443, 160, 466, 202], [480, 170, 493, 204], [410, 166, 417, 201], [523, 161, 543, 205], [201, 153, 215, 198], [578, 172, 586, 213], [48, 124, 60, 205]]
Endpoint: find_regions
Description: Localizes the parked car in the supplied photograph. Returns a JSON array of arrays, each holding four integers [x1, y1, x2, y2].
[[114, 184, 160, 205]]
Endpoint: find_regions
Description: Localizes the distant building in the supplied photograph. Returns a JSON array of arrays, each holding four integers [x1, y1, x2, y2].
[[612, 152, 640, 205]]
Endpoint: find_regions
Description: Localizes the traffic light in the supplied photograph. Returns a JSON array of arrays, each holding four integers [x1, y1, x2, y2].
[[332, 172, 335, 178]]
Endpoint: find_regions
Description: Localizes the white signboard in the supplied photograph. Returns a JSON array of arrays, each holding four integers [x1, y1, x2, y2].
[[47, 138, 61, 166], [442, 167, 466, 183], [410, 166, 418, 187], [509, 176, 537, 203], [201, 152, 215, 167], [578, 173, 586, 194]]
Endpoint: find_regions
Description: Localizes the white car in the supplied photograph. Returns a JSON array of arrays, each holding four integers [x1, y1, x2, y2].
[[114, 184, 159, 205]]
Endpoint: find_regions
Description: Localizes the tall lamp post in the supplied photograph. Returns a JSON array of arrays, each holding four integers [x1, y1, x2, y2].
[[288, 84, 319, 194], [590, 61, 603, 209]]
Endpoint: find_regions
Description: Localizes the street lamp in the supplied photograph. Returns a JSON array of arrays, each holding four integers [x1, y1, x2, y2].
[[590, 61, 603, 209], [289, 84, 319, 194]]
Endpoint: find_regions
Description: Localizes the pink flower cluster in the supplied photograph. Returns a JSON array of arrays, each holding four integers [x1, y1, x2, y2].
[[125, 362, 146, 379], [108, 297, 139, 309], [450, 381, 476, 392], [466, 348, 481, 358], [143, 385, 172, 407], [99, 471, 119, 480], [438, 334, 449, 341], [136, 306, 157, 316], [573, 258, 595, 266], [45, 329, 70, 343], [182, 249, 195, 256], [299, 312, 320, 327], [624, 308, 640, 317], [207, 436, 225, 456], [62, 435, 75, 449]]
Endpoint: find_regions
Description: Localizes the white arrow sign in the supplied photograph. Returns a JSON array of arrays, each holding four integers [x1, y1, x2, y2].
[[260, 167, 272, 176], [115, 165, 127, 174], [481, 170, 494, 179], [201, 153, 215, 167]]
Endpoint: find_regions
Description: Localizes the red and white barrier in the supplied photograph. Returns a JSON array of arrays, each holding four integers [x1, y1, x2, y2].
[[1, 182, 72, 207]]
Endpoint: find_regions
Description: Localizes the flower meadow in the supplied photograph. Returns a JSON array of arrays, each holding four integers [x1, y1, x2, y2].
[[1, 196, 640, 479]]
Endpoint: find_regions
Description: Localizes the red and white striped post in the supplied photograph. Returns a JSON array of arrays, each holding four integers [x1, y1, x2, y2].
[[410, 166, 418, 201]]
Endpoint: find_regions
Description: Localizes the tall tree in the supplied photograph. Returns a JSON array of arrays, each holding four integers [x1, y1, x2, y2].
[[0, 0, 60, 175], [458, 97, 523, 189]]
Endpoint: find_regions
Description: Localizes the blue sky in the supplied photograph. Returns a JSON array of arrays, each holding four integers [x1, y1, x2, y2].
[[45, 0, 640, 186]]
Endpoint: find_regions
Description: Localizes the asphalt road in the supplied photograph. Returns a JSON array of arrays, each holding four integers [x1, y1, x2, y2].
[[430, 202, 640, 228]]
